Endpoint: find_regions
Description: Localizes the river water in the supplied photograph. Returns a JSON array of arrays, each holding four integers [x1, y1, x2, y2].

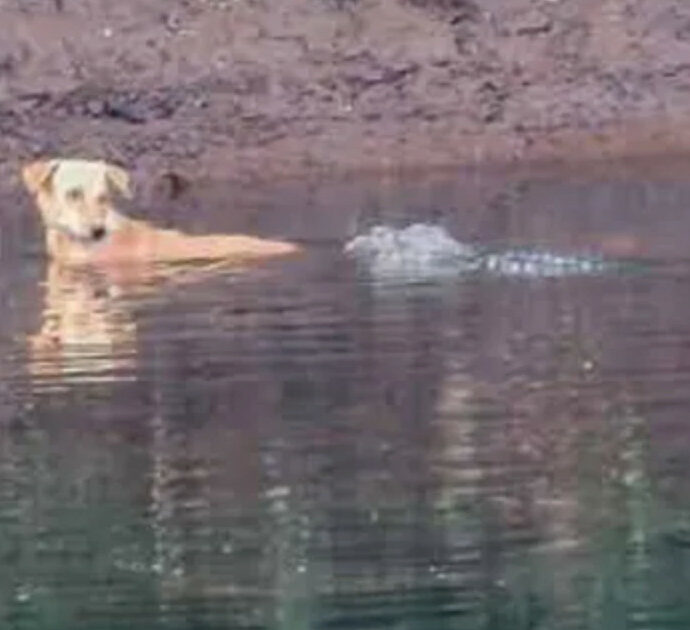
[[1, 160, 690, 629]]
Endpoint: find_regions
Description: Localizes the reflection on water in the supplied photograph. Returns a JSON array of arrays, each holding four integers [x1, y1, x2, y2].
[[2, 162, 690, 629], [27, 263, 138, 389]]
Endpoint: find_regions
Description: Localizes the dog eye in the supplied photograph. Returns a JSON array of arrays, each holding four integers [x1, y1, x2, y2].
[[65, 188, 83, 201]]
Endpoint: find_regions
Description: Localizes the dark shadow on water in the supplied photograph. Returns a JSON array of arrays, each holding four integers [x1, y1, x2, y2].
[[2, 159, 690, 628]]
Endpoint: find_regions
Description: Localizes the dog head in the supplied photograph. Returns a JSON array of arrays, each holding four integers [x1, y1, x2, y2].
[[22, 159, 132, 242]]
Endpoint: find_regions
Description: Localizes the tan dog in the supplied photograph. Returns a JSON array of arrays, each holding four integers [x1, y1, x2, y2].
[[22, 159, 301, 265]]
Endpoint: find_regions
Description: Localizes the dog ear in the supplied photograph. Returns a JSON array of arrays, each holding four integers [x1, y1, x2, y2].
[[22, 160, 58, 195], [105, 164, 133, 199]]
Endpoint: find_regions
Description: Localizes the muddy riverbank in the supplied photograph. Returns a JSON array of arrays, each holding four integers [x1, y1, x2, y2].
[[1, 0, 690, 184]]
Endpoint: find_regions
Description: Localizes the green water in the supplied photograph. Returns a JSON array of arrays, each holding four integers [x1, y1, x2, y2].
[[1, 161, 690, 629]]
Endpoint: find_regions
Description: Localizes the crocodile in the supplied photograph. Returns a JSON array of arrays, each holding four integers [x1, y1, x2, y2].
[[344, 224, 637, 283]]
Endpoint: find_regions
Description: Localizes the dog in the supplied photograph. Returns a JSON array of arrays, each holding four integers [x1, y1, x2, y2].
[[22, 158, 301, 265], [22, 158, 301, 388]]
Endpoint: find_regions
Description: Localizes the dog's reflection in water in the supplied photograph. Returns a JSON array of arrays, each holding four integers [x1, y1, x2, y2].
[[27, 262, 140, 388], [21, 157, 303, 388]]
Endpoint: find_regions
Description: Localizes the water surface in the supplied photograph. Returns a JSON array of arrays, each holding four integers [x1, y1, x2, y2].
[[2, 160, 690, 629]]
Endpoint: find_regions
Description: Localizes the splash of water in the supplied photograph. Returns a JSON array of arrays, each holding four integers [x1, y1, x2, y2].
[[344, 224, 610, 282]]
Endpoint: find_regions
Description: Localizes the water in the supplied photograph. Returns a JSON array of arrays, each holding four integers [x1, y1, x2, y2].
[[2, 160, 690, 629], [344, 223, 616, 280]]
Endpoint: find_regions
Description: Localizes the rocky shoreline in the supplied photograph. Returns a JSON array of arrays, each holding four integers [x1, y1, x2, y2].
[[1, 0, 690, 183]]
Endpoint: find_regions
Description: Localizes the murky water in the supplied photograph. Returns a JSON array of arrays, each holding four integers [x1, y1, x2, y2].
[[2, 160, 690, 629]]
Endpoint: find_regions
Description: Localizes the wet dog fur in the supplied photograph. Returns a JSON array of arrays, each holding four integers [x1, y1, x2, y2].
[[22, 159, 301, 265]]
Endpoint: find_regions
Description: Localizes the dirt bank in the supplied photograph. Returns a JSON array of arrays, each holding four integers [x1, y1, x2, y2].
[[1, 0, 690, 183]]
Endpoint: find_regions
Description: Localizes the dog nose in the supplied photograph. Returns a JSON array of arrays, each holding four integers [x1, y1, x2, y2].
[[91, 226, 106, 241]]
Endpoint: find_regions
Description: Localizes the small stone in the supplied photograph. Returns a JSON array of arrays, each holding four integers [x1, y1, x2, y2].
[[86, 99, 105, 116], [512, 11, 552, 37]]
